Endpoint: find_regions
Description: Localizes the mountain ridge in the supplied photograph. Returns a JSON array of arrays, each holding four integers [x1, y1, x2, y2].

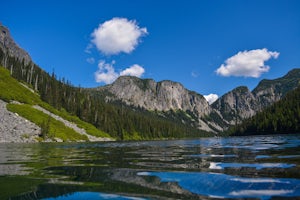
[[1, 23, 300, 140], [230, 85, 300, 135], [98, 75, 210, 113], [210, 68, 300, 129], [0, 24, 210, 141], [98, 68, 300, 132], [0, 24, 31, 66]]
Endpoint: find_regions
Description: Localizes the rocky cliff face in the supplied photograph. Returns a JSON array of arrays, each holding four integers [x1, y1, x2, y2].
[[98, 69, 300, 132], [0, 24, 32, 66], [99, 76, 211, 116], [211, 69, 300, 127], [211, 86, 258, 125], [97, 76, 214, 132], [253, 69, 300, 109]]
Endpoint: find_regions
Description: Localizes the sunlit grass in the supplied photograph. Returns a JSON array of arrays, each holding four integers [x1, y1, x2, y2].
[[0, 67, 40, 104], [7, 104, 88, 141], [0, 66, 111, 140]]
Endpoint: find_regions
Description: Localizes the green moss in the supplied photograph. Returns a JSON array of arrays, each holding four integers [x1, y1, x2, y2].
[[7, 104, 88, 141]]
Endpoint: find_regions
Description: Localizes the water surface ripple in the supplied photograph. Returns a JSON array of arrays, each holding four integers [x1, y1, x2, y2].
[[0, 134, 300, 199]]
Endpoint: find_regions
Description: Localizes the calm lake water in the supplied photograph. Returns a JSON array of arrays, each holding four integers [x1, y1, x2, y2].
[[1, 135, 300, 200]]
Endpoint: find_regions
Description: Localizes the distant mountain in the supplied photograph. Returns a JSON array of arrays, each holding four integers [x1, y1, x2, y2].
[[95, 69, 300, 133], [229, 85, 300, 135], [99, 76, 210, 113], [209, 69, 300, 129], [96, 76, 214, 132], [253, 69, 300, 109]]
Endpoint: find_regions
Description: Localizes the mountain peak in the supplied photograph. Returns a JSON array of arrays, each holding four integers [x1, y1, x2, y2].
[[253, 68, 300, 97], [100, 75, 211, 116], [284, 68, 300, 79], [0, 24, 32, 65], [211, 68, 300, 128], [232, 86, 250, 94]]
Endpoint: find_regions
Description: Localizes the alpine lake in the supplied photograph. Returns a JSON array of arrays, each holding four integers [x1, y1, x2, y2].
[[1, 134, 300, 200]]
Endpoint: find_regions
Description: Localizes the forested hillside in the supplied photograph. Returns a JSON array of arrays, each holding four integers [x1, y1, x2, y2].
[[229, 86, 300, 136], [0, 42, 210, 140], [2, 24, 300, 140]]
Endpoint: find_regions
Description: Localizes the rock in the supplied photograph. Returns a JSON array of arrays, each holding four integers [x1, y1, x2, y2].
[[97, 69, 300, 133], [99, 76, 210, 116], [211, 69, 300, 129], [212, 86, 258, 125], [0, 100, 40, 143], [97, 76, 213, 132], [32, 105, 113, 142], [53, 137, 63, 142], [0, 24, 32, 66]]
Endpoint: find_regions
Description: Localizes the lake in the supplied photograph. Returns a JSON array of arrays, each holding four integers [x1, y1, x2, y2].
[[1, 134, 300, 199]]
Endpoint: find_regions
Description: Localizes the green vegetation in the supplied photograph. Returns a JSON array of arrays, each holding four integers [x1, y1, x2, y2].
[[253, 69, 300, 96], [0, 67, 40, 104], [39, 102, 110, 138], [7, 104, 88, 141], [0, 45, 212, 140], [228, 86, 300, 136], [0, 66, 109, 141]]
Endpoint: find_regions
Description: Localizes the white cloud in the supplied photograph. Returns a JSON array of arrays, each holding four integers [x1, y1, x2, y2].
[[120, 64, 145, 77], [86, 57, 95, 64], [91, 17, 148, 55], [216, 48, 279, 78], [94, 60, 118, 84], [94, 60, 145, 84], [204, 94, 219, 105]]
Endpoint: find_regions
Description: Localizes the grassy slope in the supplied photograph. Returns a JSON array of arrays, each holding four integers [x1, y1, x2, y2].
[[0, 67, 111, 141], [7, 104, 88, 141]]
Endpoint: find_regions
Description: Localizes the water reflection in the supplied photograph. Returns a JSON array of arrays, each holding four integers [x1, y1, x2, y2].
[[209, 162, 296, 170], [1, 134, 300, 199], [138, 171, 300, 199], [43, 192, 149, 200]]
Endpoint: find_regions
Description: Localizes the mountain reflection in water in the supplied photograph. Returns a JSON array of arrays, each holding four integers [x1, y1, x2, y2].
[[1, 134, 300, 199]]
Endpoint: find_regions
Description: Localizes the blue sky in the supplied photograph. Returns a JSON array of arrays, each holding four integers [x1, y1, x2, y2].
[[1, 0, 300, 103]]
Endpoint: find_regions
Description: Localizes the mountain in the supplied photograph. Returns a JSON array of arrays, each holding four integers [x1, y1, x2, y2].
[[0, 24, 31, 66], [211, 86, 257, 125], [0, 67, 112, 142], [229, 85, 300, 135], [99, 76, 210, 114], [0, 24, 112, 142], [96, 76, 214, 132], [209, 69, 300, 129], [95, 69, 300, 133], [0, 24, 210, 141], [0, 23, 299, 141], [253, 68, 300, 108]]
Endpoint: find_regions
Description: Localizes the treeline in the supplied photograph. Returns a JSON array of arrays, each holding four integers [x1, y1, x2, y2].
[[228, 86, 300, 136], [0, 48, 210, 140]]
